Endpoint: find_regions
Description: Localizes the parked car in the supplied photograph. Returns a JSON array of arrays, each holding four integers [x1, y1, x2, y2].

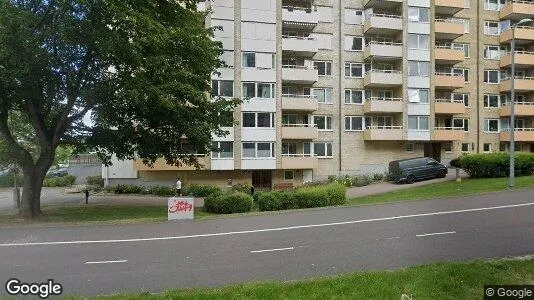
[[388, 157, 448, 184], [47, 167, 68, 177]]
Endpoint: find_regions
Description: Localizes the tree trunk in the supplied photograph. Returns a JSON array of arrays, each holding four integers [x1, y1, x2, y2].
[[20, 166, 46, 219]]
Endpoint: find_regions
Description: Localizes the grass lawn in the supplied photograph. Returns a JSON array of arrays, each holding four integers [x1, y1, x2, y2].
[[349, 175, 534, 206], [69, 257, 534, 299]]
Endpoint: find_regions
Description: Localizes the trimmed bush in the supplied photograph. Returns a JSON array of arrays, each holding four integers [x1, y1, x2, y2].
[[86, 175, 104, 187], [183, 184, 221, 197], [373, 173, 384, 181], [148, 185, 175, 196], [43, 175, 76, 187], [204, 192, 254, 214], [231, 183, 253, 194], [460, 153, 534, 178], [256, 183, 346, 211], [450, 157, 462, 168]]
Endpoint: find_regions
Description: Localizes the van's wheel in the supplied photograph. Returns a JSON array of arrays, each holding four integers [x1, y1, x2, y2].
[[406, 175, 416, 184]]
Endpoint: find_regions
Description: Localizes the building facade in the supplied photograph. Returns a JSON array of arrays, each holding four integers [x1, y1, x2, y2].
[[104, 0, 534, 189]]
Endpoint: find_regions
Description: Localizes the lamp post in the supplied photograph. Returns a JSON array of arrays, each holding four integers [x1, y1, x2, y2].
[[509, 18, 533, 188]]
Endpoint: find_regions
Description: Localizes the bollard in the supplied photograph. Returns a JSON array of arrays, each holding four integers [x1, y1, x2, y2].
[[456, 168, 461, 183], [85, 189, 89, 204]]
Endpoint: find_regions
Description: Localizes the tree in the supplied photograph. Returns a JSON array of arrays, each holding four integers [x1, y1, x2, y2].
[[0, 0, 238, 219]]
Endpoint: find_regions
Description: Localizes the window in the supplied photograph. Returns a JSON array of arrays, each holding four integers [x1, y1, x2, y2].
[[452, 43, 470, 58], [408, 89, 429, 103], [313, 115, 333, 130], [281, 114, 297, 125], [484, 94, 500, 108], [344, 89, 364, 104], [212, 80, 234, 97], [242, 82, 275, 98], [484, 119, 499, 132], [484, 45, 506, 60], [284, 170, 294, 180], [408, 61, 430, 77], [453, 68, 470, 83], [453, 93, 470, 107], [484, 21, 500, 35], [345, 36, 365, 51], [212, 142, 233, 158], [345, 62, 365, 78], [461, 143, 470, 153], [408, 116, 429, 131], [314, 61, 332, 76], [484, 70, 501, 84], [345, 9, 363, 25], [242, 142, 275, 158], [453, 118, 470, 132], [242, 112, 275, 128], [242, 52, 256, 68], [312, 88, 333, 104], [483, 143, 492, 153], [345, 116, 364, 131], [443, 142, 453, 153], [405, 143, 415, 153], [313, 142, 333, 158], [408, 7, 429, 23], [408, 34, 430, 50], [485, 0, 505, 10]]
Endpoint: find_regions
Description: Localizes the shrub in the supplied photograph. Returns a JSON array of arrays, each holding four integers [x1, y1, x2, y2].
[[43, 175, 76, 187], [113, 184, 144, 194], [450, 157, 462, 168], [204, 192, 254, 214], [148, 185, 175, 196], [460, 153, 534, 178], [231, 183, 253, 194], [183, 184, 221, 197], [256, 183, 346, 211], [373, 173, 384, 181], [86, 175, 104, 187]]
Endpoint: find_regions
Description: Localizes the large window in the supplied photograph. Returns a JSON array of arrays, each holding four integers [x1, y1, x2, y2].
[[484, 94, 500, 108], [408, 89, 429, 103], [242, 52, 256, 68], [312, 88, 333, 103], [345, 116, 364, 131], [484, 119, 499, 132], [484, 21, 500, 35], [313, 142, 333, 158], [484, 70, 502, 84], [453, 118, 470, 132], [212, 80, 234, 97], [484, 45, 506, 59], [483, 143, 492, 153], [242, 82, 275, 99], [211, 142, 233, 158], [345, 36, 366, 51], [344, 89, 364, 104], [408, 116, 429, 131], [408, 61, 430, 77], [453, 68, 470, 83], [408, 7, 429, 23], [408, 34, 430, 50], [453, 93, 470, 107], [313, 115, 333, 130], [345, 62, 365, 78], [485, 0, 506, 11], [314, 61, 332, 76], [242, 142, 275, 158], [242, 112, 275, 128]]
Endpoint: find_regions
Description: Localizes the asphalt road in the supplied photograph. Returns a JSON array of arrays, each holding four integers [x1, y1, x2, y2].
[[0, 188, 84, 211], [0, 189, 533, 297]]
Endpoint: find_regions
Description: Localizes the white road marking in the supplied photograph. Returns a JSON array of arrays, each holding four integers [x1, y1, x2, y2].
[[385, 236, 401, 240], [1, 201, 533, 247], [250, 247, 294, 253], [85, 260, 127, 265], [416, 231, 456, 237]]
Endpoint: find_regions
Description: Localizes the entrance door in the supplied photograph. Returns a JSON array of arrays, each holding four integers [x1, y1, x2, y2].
[[252, 170, 272, 190], [531, 144, 534, 153], [423, 143, 442, 162]]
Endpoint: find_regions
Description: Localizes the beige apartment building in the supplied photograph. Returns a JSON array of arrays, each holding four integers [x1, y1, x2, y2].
[[104, 0, 534, 189]]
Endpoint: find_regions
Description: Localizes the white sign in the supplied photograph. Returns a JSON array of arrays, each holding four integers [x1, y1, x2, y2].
[[168, 197, 194, 221]]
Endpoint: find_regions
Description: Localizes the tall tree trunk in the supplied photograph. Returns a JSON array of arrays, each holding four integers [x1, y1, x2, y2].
[[19, 152, 54, 219]]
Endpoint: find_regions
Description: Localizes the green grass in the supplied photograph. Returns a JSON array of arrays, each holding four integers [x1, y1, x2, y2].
[[349, 175, 534, 206], [68, 257, 534, 299]]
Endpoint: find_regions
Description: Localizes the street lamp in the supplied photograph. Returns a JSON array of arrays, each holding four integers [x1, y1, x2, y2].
[[509, 18, 533, 188]]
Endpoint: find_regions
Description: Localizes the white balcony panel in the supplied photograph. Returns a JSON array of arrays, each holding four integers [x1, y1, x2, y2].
[[407, 76, 430, 88], [241, 9, 276, 23], [241, 128, 276, 141], [408, 49, 430, 61], [212, 127, 234, 142], [211, 159, 234, 170], [408, 22, 430, 34], [211, 68, 234, 80], [407, 0, 430, 7], [282, 8, 319, 24], [212, 7, 234, 20], [407, 131, 431, 141], [241, 99, 276, 112], [241, 159, 276, 170], [241, 39, 276, 53], [407, 103, 430, 115], [241, 68, 276, 82], [282, 37, 319, 56]]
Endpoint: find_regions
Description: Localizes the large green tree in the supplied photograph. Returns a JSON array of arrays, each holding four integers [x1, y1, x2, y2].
[[0, 0, 237, 219]]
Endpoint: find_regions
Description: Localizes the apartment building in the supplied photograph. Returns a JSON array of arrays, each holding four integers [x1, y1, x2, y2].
[[103, 0, 534, 189]]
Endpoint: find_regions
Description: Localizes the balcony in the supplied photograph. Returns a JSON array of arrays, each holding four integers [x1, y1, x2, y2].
[[500, 51, 534, 68], [434, 72, 465, 90], [434, 46, 465, 64], [282, 65, 318, 84], [500, 128, 534, 142], [435, 99, 466, 115], [500, 101, 534, 116], [435, 0, 466, 15], [364, 14, 403, 35], [433, 127, 465, 141], [282, 35, 318, 57], [363, 0, 403, 9], [500, 0, 534, 20], [435, 19, 465, 40], [281, 155, 318, 169], [364, 70, 402, 87], [500, 77, 534, 93], [282, 94, 318, 112], [500, 26, 534, 43], [281, 125, 318, 140], [364, 41, 403, 60], [134, 157, 209, 171], [282, 6, 319, 27], [364, 98, 403, 114], [364, 126, 404, 141]]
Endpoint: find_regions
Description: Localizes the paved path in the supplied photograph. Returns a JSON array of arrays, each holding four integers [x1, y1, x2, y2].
[[0, 189, 532, 296]]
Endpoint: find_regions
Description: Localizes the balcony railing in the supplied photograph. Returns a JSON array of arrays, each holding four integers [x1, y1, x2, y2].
[[501, 25, 534, 33], [281, 123, 317, 128], [368, 69, 402, 74], [500, 76, 534, 81], [435, 18, 466, 25], [365, 13, 402, 20], [501, 127, 534, 132], [435, 99, 465, 104], [365, 125, 403, 130], [366, 97, 403, 102], [366, 40, 403, 47], [435, 71, 464, 77], [435, 126, 465, 131], [282, 34, 316, 41], [281, 153, 314, 157], [501, 101, 534, 106], [282, 64, 316, 70], [282, 94, 317, 99], [282, 5, 315, 13]]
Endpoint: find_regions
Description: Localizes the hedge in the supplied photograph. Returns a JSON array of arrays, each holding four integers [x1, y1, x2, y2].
[[204, 192, 253, 214], [43, 175, 76, 187], [183, 184, 221, 197], [86, 175, 104, 188], [256, 183, 346, 212], [460, 153, 534, 178]]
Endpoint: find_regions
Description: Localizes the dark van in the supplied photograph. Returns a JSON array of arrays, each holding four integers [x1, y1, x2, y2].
[[388, 157, 448, 184]]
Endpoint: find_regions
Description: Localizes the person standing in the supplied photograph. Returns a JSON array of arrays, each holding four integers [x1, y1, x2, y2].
[[175, 178, 182, 196]]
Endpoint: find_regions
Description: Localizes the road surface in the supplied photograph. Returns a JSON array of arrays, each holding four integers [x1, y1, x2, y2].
[[0, 189, 533, 296]]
